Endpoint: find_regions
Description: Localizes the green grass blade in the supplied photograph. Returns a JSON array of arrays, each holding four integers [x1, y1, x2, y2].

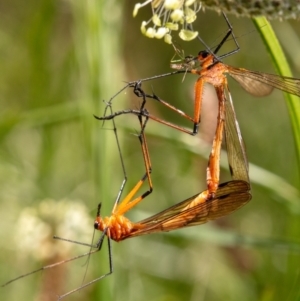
[[252, 16, 300, 173]]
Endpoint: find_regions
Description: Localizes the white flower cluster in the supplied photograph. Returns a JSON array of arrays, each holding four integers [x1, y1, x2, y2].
[[14, 199, 92, 261], [133, 0, 202, 44]]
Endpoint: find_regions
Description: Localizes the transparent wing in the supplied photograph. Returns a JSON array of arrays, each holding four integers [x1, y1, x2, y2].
[[224, 85, 250, 183], [228, 66, 300, 97], [124, 180, 251, 239]]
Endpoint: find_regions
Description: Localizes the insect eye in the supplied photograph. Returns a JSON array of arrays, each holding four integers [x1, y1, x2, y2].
[[94, 221, 99, 229], [198, 50, 209, 58]]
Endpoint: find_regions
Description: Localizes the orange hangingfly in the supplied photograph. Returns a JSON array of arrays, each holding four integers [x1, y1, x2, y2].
[[97, 12, 299, 198], [91, 81, 251, 295], [88, 63, 252, 288], [2, 81, 251, 300], [61, 75, 252, 298], [94, 78, 251, 238], [91, 100, 251, 299]]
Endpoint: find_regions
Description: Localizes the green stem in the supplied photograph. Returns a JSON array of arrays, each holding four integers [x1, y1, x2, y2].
[[252, 16, 300, 176], [71, 0, 125, 300]]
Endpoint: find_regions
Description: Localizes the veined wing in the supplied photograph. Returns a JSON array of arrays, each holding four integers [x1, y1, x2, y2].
[[227, 65, 300, 97], [224, 84, 250, 183], [124, 180, 251, 239]]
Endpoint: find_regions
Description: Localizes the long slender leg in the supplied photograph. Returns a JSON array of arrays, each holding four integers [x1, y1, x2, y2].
[[191, 12, 239, 61], [97, 108, 198, 135], [96, 81, 201, 136], [56, 230, 113, 300], [113, 113, 154, 216], [213, 12, 240, 58]]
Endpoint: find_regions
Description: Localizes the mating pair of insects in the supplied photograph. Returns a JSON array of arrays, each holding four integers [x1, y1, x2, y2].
[[3, 13, 300, 300]]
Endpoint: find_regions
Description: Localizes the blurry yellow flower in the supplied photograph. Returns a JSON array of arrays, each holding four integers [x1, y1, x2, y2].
[[133, 0, 201, 44]]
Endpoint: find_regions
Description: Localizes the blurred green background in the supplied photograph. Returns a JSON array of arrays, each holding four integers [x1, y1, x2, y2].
[[1, 1, 300, 301]]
